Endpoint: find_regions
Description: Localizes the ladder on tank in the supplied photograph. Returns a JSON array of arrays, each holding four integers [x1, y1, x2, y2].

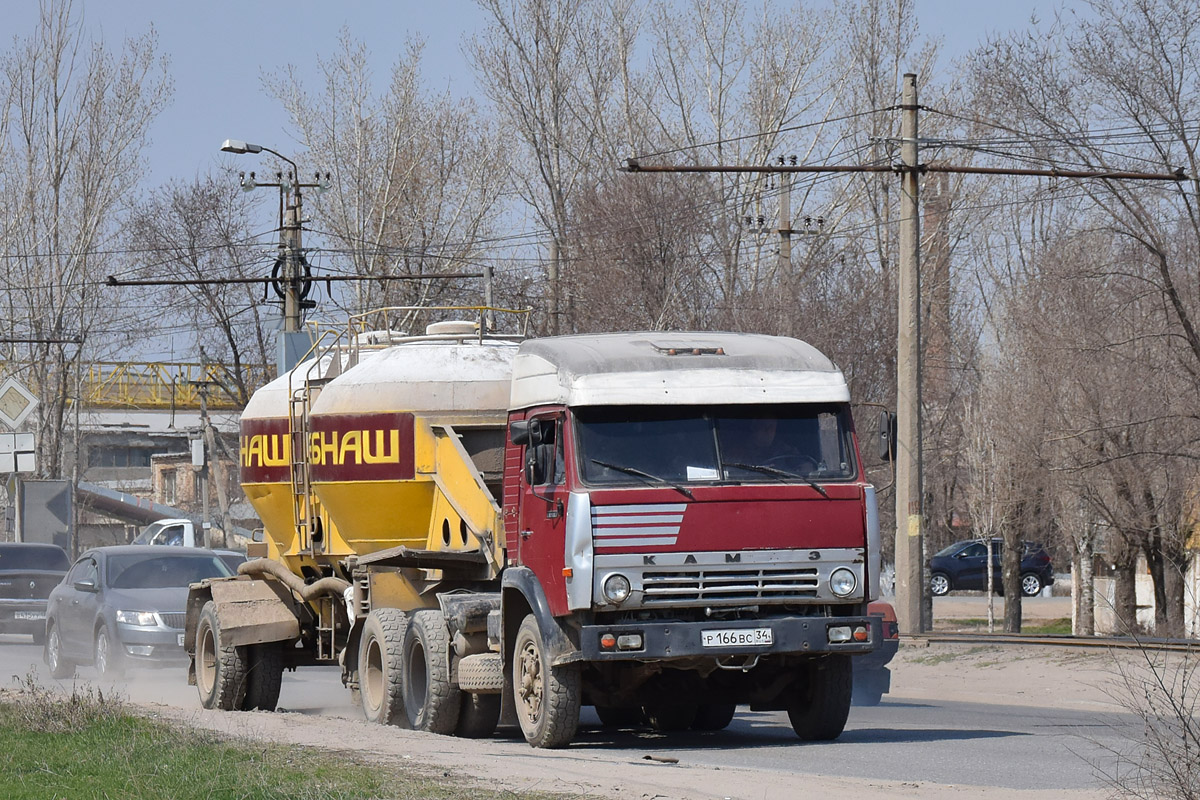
[[288, 383, 318, 554]]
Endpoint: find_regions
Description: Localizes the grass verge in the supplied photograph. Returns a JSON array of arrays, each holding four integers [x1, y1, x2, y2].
[[0, 675, 561, 800]]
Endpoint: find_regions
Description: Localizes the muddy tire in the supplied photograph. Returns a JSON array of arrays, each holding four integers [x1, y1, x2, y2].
[[359, 608, 408, 726], [402, 610, 461, 734], [512, 614, 580, 748], [455, 692, 501, 739], [242, 642, 284, 711], [457, 652, 504, 692], [692, 703, 736, 731], [45, 623, 74, 679], [94, 624, 124, 680], [787, 655, 853, 741], [196, 601, 248, 711]]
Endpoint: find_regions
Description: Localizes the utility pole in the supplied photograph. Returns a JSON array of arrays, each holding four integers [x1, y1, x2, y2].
[[778, 168, 792, 274], [895, 73, 926, 635], [549, 238, 561, 336]]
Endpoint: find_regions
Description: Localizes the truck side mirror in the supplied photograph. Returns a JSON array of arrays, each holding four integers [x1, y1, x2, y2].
[[510, 420, 531, 446], [878, 410, 896, 462]]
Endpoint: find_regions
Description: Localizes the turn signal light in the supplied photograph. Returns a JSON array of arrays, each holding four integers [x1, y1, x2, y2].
[[600, 633, 617, 650], [853, 626, 869, 642]]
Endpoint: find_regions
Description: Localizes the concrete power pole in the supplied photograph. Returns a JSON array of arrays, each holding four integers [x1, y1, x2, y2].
[[281, 199, 303, 334], [895, 73, 927, 635]]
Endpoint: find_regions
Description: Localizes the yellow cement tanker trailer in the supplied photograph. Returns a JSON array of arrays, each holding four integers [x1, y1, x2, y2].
[[186, 313, 882, 749]]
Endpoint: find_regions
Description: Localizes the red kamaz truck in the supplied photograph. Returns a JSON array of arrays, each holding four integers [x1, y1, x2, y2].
[[186, 312, 881, 748]]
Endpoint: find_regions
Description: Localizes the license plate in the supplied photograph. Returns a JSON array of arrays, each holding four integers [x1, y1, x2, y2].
[[701, 627, 773, 647], [14, 611, 44, 621], [177, 634, 186, 647]]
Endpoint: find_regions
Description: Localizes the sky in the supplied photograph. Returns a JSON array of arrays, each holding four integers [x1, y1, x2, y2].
[[6, 0, 1057, 189]]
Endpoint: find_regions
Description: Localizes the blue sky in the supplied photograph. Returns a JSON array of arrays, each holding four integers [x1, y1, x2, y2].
[[6, 0, 1058, 188]]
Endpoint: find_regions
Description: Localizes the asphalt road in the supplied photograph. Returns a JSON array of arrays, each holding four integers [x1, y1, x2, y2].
[[0, 632, 1129, 794]]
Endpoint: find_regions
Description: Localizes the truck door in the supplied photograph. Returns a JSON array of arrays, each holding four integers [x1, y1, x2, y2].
[[516, 414, 569, 615]]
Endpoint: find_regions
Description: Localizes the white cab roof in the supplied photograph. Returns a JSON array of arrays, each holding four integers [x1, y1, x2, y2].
[[510, 332, 848, 409]]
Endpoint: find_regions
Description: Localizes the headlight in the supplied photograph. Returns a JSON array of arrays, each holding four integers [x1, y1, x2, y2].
[[829, 568, 858, 598], [602, 573, 631, 605], [116, 610, 159, 627]]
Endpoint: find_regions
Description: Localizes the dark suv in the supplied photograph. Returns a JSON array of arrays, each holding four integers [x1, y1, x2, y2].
[[0, 542, 70, 643], [928, 539, 1053, 597]]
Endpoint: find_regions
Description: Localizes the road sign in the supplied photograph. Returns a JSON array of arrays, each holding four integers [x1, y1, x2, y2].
[[0, 432, 35, 473], [0, 378, 37, 429]]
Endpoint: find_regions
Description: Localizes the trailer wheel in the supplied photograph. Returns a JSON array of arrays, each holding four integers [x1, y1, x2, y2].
[[195, 601, 248, 711], [402, 609, 461, 734], [242, 643, 284, 711], [359, 609, 409, 726], [512, 614, 580, 748], [692, 703, 736, 731], [455, 692, 501, 739], [786, 655, 853, 741]]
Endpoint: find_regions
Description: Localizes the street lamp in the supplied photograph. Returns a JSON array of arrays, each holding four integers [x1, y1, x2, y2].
[[221, 139, 329, 374]]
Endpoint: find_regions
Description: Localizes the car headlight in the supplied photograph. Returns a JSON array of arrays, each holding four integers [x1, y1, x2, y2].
[[116, 610, 159, 627], [829, 568, 858, 598], [602, 573, 631, 605]]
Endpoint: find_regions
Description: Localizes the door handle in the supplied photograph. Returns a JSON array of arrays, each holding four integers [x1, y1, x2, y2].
[[520, 529, 533, 539]]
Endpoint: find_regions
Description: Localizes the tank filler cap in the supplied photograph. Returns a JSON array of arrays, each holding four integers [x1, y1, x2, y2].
[[426, 320, 478, 336]]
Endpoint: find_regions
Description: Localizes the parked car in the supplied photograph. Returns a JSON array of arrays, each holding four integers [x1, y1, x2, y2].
[[43, 545, 236, 680], [0, 542, 70, 644], [852, 600, 899, 706], [928, 539, 1053, 598]]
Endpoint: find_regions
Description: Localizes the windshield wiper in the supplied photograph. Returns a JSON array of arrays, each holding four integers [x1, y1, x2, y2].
[[589, 459, 694, 499], [724, 462, 830, 498]]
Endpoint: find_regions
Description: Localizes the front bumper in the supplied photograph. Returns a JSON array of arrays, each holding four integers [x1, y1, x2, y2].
[[580, 614, 875, 661], [117, 623, 189, 665]]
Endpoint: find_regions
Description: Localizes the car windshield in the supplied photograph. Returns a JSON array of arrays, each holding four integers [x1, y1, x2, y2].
[[0, 545, 69, 571], [574, 404, 856, 486], [107, 554, 233, 589]]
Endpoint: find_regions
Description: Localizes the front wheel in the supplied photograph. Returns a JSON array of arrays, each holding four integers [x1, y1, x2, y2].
[[1020, 572, 1044, 597], [787, 655, 853, 741], [94, 624, 124, 680], [929, 572, 951, 597], [692, 703, 736, 731], [512, 614, 581, 748]]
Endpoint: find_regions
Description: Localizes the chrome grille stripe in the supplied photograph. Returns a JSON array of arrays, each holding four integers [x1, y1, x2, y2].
[[592, 503, 687, 549]]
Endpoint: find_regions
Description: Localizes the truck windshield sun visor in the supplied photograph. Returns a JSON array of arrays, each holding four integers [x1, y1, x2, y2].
[[574, 403, 856, 487]]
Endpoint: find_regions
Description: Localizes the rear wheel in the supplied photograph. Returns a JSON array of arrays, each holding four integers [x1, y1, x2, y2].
[[359, 609, 408, 726], [45, 623, 74, 679], [929, 572, 951, 597], [1020, 572, 1043, 597], [692, 703, 736, 731], [94, 624, 124, 680], [242, 642, 284, 711], [787, 655, 853, 741], [196, 601, 248, 711], [402, 610, 461, 734], [513, 614, 581, 748]]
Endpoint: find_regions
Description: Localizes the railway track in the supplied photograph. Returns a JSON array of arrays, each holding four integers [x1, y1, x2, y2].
[[910, 632, 1197, 652]]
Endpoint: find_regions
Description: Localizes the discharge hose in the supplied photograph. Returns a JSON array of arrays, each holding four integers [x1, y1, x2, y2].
[[238, 558, 351, 602]]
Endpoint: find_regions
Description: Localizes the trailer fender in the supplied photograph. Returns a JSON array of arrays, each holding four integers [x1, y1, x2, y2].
[[500, 567, 581, 667], [185, 576, 302, 653]]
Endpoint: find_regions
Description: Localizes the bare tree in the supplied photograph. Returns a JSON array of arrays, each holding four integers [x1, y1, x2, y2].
[[124, 173, 273, 405], [0, 0, 170, 478]]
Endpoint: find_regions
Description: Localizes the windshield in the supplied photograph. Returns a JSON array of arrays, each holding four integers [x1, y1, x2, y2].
[[574, 404, 856, 486], [108, 554, 233, 590]]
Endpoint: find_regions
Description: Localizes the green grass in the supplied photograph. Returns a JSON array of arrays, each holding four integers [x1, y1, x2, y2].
[[945, 617, 1074, 635], [0, 676, 564, 800]]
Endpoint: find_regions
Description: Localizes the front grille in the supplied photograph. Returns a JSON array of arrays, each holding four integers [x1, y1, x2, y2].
[[641, 566, 820, 606], [160, 612, 186, 629]]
